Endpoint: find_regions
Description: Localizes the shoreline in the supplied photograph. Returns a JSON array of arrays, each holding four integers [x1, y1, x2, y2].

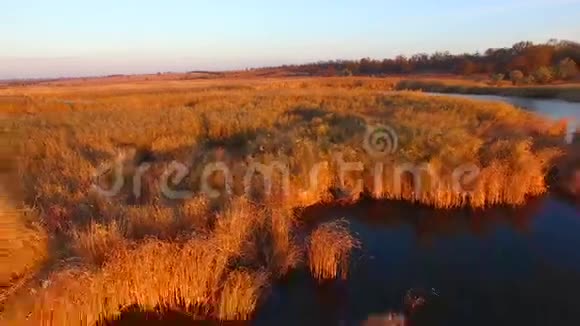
[[396, 79, 580, 103]]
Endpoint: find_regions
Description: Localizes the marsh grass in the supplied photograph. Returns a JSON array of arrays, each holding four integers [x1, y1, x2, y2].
[[217, 269, 268, 320], [0, 169, 47, 305], [0, 77, 569, 323], [307, 219, 360, 281], [70, 221, 125, 266], [0, 197, 47, 294], [2, 198, 302, 324]]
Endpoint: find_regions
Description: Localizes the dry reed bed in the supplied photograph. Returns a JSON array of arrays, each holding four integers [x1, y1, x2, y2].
[[0, 141, 47, 307], [0, 79, 569, 324], [3, 198, 299, 324], [307, 220, 360, 281], [0, 196, 47, 304], [10, 89, 566, 210]]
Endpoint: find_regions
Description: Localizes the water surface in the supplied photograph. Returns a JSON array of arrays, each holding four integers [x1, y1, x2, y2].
[[428, 92, 579, 141], [256, 196, 580, 325]]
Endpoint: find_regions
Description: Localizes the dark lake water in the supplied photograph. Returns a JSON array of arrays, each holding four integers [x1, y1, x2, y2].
[[256, 196, 580, 326]]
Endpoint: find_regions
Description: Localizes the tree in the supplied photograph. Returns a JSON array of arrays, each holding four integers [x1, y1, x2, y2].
[[324, 65, 338, 77], [345, 62, 360, 75], [395, 55, 414, 73], [512, 41, 534, 54], [263, 39, 580, 79], [341, 68, 353, 77], [456, 59, 476, 75], [490, 73, 505, 86], [508, 55, 529, 73], [523, 45, 554, 71], [509, 70, 524, 85], [533, 66, 554, 84], [556, 58, 578, 80]]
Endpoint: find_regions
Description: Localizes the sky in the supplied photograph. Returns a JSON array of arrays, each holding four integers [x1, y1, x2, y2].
[[1, 0, 580, 79]]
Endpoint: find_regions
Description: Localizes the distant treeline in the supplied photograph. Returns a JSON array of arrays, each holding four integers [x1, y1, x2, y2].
[[264, 39, 580, 82]]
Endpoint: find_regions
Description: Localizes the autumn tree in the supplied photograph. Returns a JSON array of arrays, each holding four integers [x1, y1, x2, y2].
[[508, 56, 529, 74], [324, 65, 338, 77], [280, 39, 580, 78], [522, 45, 554, 71], [491, 73, 505, 86], [509, 70, 524, 85], [456, 58, 476, 75], [533, 66, 554, 84], [556, 58, 578, 80]]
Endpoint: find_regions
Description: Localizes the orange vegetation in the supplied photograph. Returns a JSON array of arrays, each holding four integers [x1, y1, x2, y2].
[[0, 77, 569, 323]]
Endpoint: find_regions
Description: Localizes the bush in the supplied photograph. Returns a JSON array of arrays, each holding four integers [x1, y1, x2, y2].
[[533, 66, 554, 84], [522, 75, 536, 85], [341, 68, 353, 77], [509, 70, 524, 85], [490, 73, 505, 86], [556, 58, 578, 80]]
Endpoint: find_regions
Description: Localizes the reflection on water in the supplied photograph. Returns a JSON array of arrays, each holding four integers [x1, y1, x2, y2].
[[256, 196, 580, 326], [428, 93, 580, 141]]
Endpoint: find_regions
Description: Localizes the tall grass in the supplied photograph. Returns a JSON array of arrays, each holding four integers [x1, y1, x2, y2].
[[307, 220, 360, 281], [0, 197, 47, 297], [0, 172, 47, 305], [0, 77, 569, 323], [217, 269, 268, 320], [70, 221, 125, 266], [2, 199, 301, 324]]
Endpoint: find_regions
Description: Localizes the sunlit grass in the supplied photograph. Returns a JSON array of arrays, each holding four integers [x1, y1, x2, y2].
[[0, 77, 569, 323], [307, 219, 360, 281]]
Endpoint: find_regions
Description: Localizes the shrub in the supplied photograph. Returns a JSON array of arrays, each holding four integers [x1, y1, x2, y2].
[[509, 70, 524, 85], [522, 75, 536, 85], [490, 73, 505, 86], [533, 66, 554, 84], [341, 68, 353, 77], [556, 58, 578, 80]]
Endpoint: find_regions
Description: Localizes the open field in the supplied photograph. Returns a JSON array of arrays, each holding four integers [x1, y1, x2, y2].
[[0, 77, 573, 324], [5, 69, 579, 103]]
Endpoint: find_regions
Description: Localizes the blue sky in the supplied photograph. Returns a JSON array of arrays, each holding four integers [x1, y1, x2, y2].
[[1, 0, 580, 79]]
